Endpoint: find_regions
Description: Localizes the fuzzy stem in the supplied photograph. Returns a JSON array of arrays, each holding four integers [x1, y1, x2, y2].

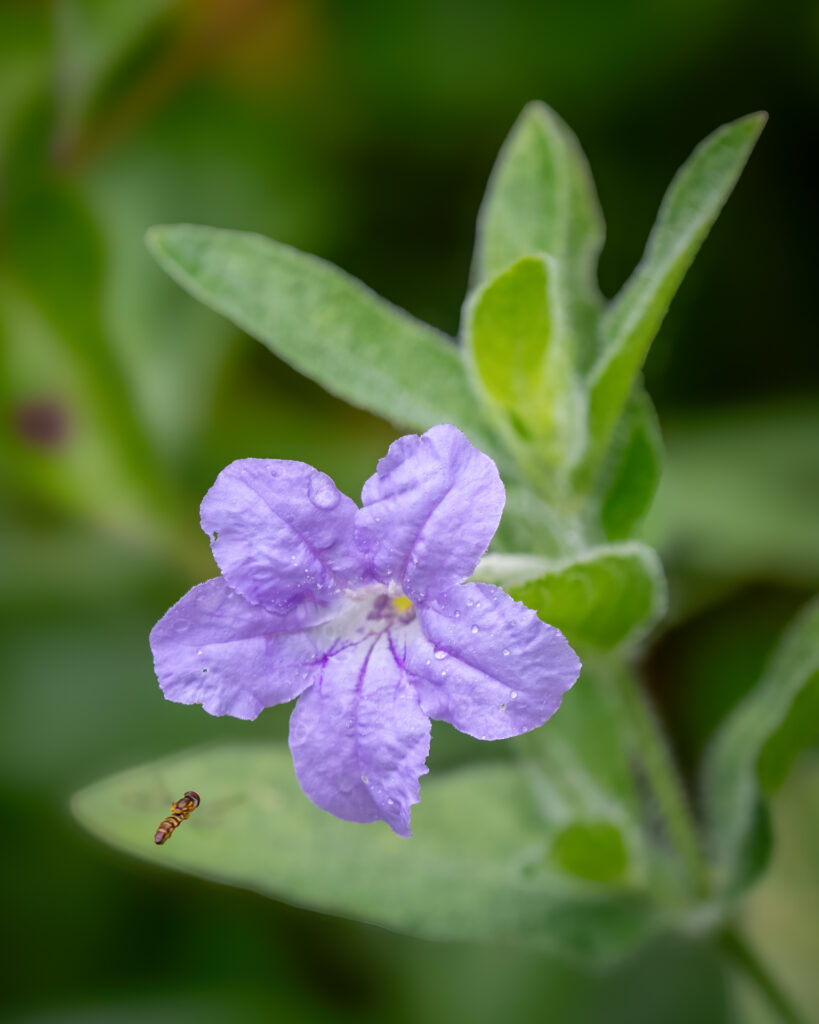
[[613, 663, 710, 898], [720, 926, 806, 1024]]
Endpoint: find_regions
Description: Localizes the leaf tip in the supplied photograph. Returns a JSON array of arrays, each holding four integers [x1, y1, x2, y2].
[[144, 223, 171, 258], [722, 111, 768, 152], [738, 110, 769, 140]]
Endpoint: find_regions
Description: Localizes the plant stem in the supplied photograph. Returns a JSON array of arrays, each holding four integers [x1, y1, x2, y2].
[[613, 663, 710, 898], [720, 926, 806, 1024]]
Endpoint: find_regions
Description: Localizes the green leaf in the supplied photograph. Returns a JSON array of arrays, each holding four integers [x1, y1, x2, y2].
[[703, 597, 819, 897], [146, 225, 495, 450], [516, 660, 696, 906], [476, 542, 667, 649], [464, 255, 581, 464], [0, 182, 178, 553], [588, 113, 766, 456], [491, 485, 567, 557], [54, 0, 175, 146], [0, 5, 48, 176], [472, 101, 604, 369], [516, 666, 648, 883], [594, 385, 663, 540], [757, 672, 819, 792], [72, 743, 656, 966], [552, 822, 629, 883]]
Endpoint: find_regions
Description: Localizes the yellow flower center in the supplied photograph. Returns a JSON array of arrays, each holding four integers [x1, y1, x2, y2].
[[392, 595, 413, 613]]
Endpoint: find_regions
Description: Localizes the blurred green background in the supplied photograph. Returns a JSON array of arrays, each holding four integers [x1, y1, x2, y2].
[[1, 1, 817, 1021]]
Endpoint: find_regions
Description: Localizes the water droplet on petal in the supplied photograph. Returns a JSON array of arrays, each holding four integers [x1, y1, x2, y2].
[[511, 691, 518, 699], [308, 473, 340, 509], [502, 649, 510, 657], [361, 775, 368, 784], [471, 625, 479, 634], [434, 649, 447, 660]]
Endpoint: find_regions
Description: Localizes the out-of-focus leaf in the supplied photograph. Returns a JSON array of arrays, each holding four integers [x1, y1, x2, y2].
[[519, 665, 642, 827], [0, 178, 193, 557], [465, 255, 581, 466], [81, 88, 338, 459], [703, 597, 819, 897], [515, 661, 687, 905], [737, 762, 819, 1021], [472, 101, 604, 369], [476, 542, 667, 649], [0, 5, 47, 175], [642, 404, 819, 587], [147, 225, 495, 450], [552, 822, 629, 883], [54, 0, 176, 146], [588, 114, 766, 456], [594, 384, 662, 540], [757, 674, 819, 792], [73, 743, 656, 966]]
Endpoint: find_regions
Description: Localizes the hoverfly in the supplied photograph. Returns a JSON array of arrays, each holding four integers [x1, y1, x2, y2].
[[154, 790, 200, 845]]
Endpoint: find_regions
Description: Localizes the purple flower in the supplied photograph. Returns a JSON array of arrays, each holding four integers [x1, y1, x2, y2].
[[151, 425, 581, 836]]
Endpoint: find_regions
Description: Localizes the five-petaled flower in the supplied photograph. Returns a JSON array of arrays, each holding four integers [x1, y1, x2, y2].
[[151, 424, 581, 835]]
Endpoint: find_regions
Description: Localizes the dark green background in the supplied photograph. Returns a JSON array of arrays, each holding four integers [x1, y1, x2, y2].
[[1, 1, 817, 1021]]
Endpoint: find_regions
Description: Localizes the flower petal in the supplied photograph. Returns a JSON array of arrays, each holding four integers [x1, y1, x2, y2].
[[356, 425, 505, 603], [289, 631, 430, 836], [150, 578, 332, 720], [405, 582, 581, 740], [201, 459, 368, 612]]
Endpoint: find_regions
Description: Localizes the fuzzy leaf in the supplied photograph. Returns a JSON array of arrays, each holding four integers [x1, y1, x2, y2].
[[146, 225, 494, 449], [465, 255, 580, 462], [595, 385, 663, 540], [588, 114, 766, 455], [703, 597, 819, 897], [72, 744, 655, 966], [491, 485, 567, 557], [472, 101, 604, 368], [476, 542, 667, 649]]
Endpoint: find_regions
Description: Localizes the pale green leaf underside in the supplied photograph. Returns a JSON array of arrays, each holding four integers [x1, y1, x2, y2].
[[475, 542, 667, 649], [472, 101, 604, 368], [468, 256, 553, 421], [703, 597, 819, 894], [72, 743, 654, 965], [146, 225, 494, 449], [589, 113, 766, 453], [466, 255, 576, 454]]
